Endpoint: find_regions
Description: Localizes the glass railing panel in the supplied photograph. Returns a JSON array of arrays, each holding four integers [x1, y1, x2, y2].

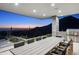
[[27, 39, 34, 44]]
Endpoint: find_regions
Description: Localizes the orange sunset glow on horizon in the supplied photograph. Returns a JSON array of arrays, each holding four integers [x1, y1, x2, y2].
[[0, 25, 35, 28], [0, 24, 44, 28]]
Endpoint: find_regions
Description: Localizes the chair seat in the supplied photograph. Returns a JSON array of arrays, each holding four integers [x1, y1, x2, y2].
[[59, 42, 68, 46], [57, 47, 66, 51]]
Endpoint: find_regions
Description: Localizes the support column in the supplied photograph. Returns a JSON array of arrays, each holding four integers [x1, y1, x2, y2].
[[52, 15, 59, 36]]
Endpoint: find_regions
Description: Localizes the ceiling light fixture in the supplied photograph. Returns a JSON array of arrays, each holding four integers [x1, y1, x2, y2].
[[15, 3, 19, 6], [43, 13, 46, 16], [60, 15, 63, 16], [33, 9, 36, 13], [51, 3, 55, 7], [58, 10, 62, 13]]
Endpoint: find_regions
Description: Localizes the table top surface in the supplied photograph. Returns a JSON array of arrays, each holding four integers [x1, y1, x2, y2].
[[0, 37, 64, 55]]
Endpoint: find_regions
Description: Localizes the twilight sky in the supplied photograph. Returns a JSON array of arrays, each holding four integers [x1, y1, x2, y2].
[[0, 10, 52, 28], [0, 10, 79, 28]]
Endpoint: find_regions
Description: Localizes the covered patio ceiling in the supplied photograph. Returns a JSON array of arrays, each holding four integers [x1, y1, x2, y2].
[[0, 3, 79, 18]]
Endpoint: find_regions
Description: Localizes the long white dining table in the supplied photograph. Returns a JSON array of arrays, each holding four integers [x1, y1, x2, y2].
[[9, 37, 64, 55]]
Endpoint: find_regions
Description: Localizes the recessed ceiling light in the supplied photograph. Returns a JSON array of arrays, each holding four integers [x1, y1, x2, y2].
[[58, 10, 62, 13], [51, 3, 55, 7], [33, 9, 36, 13], [60, 15, 63, 16], [43, 13, 46, 16], [15, 3, 19, 6]]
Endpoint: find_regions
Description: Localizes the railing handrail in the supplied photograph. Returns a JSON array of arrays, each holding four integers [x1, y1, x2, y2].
[[24, 34, 52, 41], [8, 34, 52, 44]]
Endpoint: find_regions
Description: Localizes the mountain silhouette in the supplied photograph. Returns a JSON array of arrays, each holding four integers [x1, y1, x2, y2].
[[27, 24, 52, 38], [59, 16, 79, 31]]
